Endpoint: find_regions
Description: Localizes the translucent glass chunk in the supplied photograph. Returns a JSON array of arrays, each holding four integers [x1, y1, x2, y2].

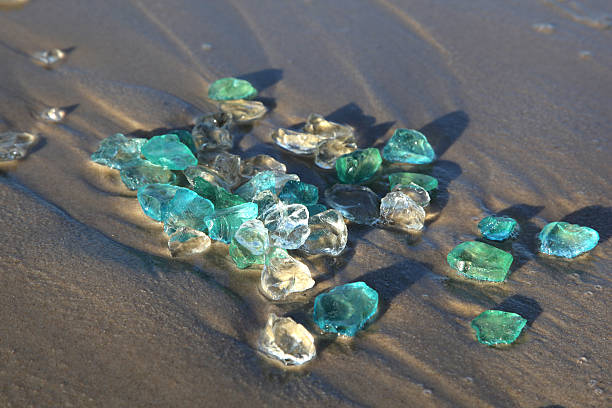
[[315, 135, 357, 169], [303, 113, 354, 139], [258, 314, 316, 366], [271, 128, 322, 156], [137, 183, 183, 221], [90, 133, 146, 170], [0, 131, 37, 161], [235, 171, 299, 201], [324, 184, 380, 225], [391, 183, 430, 207], [162, 189, 215, 235], [31, 48, 65, 68], [229, 219, 269, 269], [204, 202, 258, 243], [192, 112, 233, 151], [379, 191, 426, 231], [301, 209, 347, 256], [539, 222, 599, 258], [240, 154, 286, 179], [219, 99, 267, 124], [263, 202, 311, 249], [196, 150, 241, 188], [260, 248, 315, 300], [141, 134, 197, 171], [40, 107, 66, 122], [313, 282, 378, 337]]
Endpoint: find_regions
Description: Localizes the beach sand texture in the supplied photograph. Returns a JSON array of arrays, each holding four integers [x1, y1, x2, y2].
[[0, 0, 611, 407]]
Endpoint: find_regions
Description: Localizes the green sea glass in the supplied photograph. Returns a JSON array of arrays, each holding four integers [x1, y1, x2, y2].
[[208, 77, 257, 101], [447, 241, 513, 282], [471, 310, 527, 346], [193, 177, 245, 209], [335, 148, 382, 184], [388, 172, 438, 192]]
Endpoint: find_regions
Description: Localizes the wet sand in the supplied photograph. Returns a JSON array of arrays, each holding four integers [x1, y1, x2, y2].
[[0, 0, 611, 406]]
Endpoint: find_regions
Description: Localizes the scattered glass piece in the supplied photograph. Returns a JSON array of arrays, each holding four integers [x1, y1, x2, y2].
[[315, 135, 357, 169], [40, 107, 66, 122], [258, 313, 316, 366], [260, 247, 314, 300], [240, 154, 286, 178], [471, 310, 527, 345], [478, 216, 519, 241], [532, 23, 555, 34], [184, 164, 233, 192], [204, 202, 258, 243], [229, 219, 269, 269], [335, 148, 382, 184], [192, 112, 233, 152], [382, 129, 435, 164], [235, 170, 299, 201], [162, 188, 215, 235], [31, 48, 65, 68], [389, 172, 438, 192], [168, 227, 211, 257], [219, 99, 267, 124], [447, 241, 513, 282], [278, 180, 319, 206], [119, 159, 176, 191], [141, 134, 197, 171], [196, 150, 241, 188], [301, 209, 347, 256], [91, 133, 147, 170], [208, 77, 257, 101], [303, 113, 354, 139], [313, 282, 379, 337], [324, 184, 380, 225], [379, 191, 426, 231], [539, 221, 599, 258], [271, 128, 322, 156], [252, 190, 279, 219], [0, 131, 37, 161], [137, 183, 182, 221], [392, 182, 430, 207], [257, 313, 317, 366], [263, 202, 311, 250], [193, 177, 245, 209]]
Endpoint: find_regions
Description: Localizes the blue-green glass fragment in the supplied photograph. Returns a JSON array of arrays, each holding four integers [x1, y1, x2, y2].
[[278, 180, 319, 206], [91, 133, 147, 169], [313, 282, 379, 337], [141, 134, 197, 171], [170, 129, 197, 154], [204, 202, 258, 243], [539, 221, 599, 258], [382, 129, 435, 164], [162, 188, 215, 235], [137, 183, 183, 221], [478, 216, 519, 241]]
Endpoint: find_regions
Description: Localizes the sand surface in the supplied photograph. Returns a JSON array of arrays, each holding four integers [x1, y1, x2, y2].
[[0, 0, 611, 406]]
